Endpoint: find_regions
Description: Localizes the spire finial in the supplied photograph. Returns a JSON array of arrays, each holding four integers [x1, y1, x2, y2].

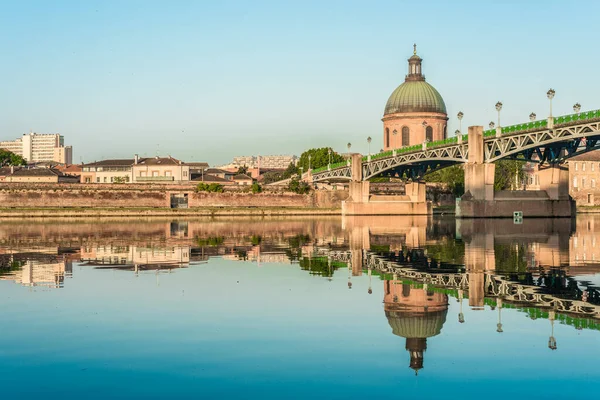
[[413, 43, 417, 55]]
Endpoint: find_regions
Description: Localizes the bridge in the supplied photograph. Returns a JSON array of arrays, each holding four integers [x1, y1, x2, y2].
[[311, 109, 600, 217]]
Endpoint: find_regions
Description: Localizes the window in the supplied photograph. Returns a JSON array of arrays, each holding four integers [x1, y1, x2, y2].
[[402, 126, 410, 146], [592, 179, 596, 188], [575, 162, 579, 171], [583, 163, 586, 171], [110, 177, 114, 183], [183, 171, 188, 177], [588, 194, 593, 204], [426, 126, 433, 142], [85, 177, 91, 183], [96, 177, 100, 183], [152, 171, 159, 177], [165, 171, 172, 177], [103, 177, 107, 183], [385, 128, 390, 148], [573, 177, 578, 188]]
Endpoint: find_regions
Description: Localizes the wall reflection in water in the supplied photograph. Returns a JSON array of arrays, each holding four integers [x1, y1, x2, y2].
[[1, 215, 600, 374]]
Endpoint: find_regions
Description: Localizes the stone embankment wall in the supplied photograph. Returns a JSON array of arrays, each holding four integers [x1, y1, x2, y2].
[[0, 183, 348, 209]]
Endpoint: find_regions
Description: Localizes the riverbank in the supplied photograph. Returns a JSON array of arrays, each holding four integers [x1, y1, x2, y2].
[[0, 206, 343, 218]]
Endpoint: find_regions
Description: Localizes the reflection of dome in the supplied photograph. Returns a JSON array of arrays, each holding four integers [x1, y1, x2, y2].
[[385, 309, 448, 338], [384, 81, 447, 115], [383, 281, 449, 374]]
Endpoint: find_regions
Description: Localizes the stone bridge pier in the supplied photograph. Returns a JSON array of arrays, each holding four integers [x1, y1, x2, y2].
[[342, 154, 431, 216], [458, 126, 575, 218]]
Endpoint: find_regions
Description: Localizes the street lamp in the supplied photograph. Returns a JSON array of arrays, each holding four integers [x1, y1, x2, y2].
[[347, 142, 351, 152], [529, 112, 537, 121], [547, 88, 556, 117], [573, 103, 581, 113], [422, 121, 428, 142], [495, 101, 503, 127], [548, 311, 557, 350], [496, 298, 503, 333], [489, 121, 495, 130], [457, 111, 464, 133], [367, 136, 372, 156], [328, 148, 331, 167]]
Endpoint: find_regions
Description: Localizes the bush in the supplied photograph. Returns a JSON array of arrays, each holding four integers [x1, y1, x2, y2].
[[288, 177, 310, 194], [195, 182, 224, 193], [251, 183, 262, 194]]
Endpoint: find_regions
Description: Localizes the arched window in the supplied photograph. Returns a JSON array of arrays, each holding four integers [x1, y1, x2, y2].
[[443, 125, 447, 139], [402, 126, 410, 147], [426, 126, 433, 142], [385, 128, 390, 148]]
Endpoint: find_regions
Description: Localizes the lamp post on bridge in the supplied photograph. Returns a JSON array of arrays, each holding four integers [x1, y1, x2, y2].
[[547, 88, 556, 116], [367, 136, 372, 160], [308, 154, 311, 171], [529, 112, 536, 121], [489, 121, 495, 130], [455, 129, 462, 144], [547, 89, 556, 129], [496, 298, 503, 333], [495, 101, 503, 127], [347, 142, 351, 166], [573, 103, 581, 113], [457, 111, 464, 134], [328, 148, 331, 170]]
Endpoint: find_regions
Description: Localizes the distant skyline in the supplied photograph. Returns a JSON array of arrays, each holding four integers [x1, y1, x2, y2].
[[1, 0, 599, 165]]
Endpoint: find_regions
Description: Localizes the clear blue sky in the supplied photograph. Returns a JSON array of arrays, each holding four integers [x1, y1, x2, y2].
[[1, 0, 598, 165]]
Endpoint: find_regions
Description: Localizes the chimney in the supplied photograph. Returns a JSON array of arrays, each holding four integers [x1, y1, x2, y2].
[[134, 154, 139, 165]]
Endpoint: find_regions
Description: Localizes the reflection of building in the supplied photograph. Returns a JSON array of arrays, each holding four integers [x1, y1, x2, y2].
[[382, 46, 447, 151], [383, 280, 448, 374], [0, 253, 72, 289], [0, 132, 72, 164], [80, 245, 190, 269]]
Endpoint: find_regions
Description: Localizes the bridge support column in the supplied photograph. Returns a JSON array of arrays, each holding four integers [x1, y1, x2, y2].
[[458, 126, 574, 218], [342, 154, 431, 216]]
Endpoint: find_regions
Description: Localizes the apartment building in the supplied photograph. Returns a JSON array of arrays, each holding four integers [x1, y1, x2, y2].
[[0, 133, 73, 164]]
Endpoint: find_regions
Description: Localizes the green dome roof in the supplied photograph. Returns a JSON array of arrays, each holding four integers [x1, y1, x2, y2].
[[384, 80, 447, 115], [385, 309, 448, 338]]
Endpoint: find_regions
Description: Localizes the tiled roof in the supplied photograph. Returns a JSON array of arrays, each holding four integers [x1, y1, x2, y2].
[[137, 156, 182, 166], [233, 174, 253, 181], [83, 159, 134, 167], [10, 168, 62, 177], [192, 174, 230, 183], [205, 168, 231, 174], [569, 150, 600, 161]]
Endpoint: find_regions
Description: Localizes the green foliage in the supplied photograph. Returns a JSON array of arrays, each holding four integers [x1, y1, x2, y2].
[[288, 177, 310, 194], [298, 256, 345, 277], [250, 235, 262, 246], [195, 182, 224, 193], [0, 149, 26, 167], [261, 162, 299, 184], [494, 160, 525, 191], [424, 165, 465, 197], [113, 176, 129, 184], [297, 147, 345, 172], [196, 236, 225, 246], [237, 165, 248, 175], [251, 182, 262, 194]]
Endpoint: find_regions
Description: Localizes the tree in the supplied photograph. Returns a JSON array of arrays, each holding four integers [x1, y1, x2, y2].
[[237, 165, 249, 175], [297, 147, 345, 171], [0, 149, 26, 167], [424, 165, 465, 197], [494, 160, 525, 191], [288, 177, 310, 194], [195, 183, 224, 193]]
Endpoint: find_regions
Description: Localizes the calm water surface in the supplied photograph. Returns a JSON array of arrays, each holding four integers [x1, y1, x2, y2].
[[1, 216, 599, 399]]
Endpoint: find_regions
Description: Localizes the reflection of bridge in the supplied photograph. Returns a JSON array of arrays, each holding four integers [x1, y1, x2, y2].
[[324, 250, 600, 321], [313, 111, 600, 217]]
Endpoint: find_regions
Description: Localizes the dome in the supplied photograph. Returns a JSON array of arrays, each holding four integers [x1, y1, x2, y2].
[[384, 80, 447, 115], [385, 309, 448, 338]]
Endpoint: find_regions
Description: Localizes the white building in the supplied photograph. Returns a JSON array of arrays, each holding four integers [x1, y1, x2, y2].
[[230, 155, 298, 169], [0, 133, 72, 164]]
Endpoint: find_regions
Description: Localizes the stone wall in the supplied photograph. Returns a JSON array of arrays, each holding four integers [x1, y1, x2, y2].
[[0, 183, 348, 209]]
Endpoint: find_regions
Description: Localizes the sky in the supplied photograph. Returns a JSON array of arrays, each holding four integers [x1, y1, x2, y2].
[[1, 0, 599, 165]]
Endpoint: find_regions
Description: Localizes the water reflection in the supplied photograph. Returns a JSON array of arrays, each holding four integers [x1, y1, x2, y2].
[[1, 216, 600, 378]]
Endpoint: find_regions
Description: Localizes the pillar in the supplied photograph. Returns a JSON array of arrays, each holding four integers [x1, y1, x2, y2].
[[538, 164, 569, 200], [405, 181, 426, 203], [464, 126, 495, 201]]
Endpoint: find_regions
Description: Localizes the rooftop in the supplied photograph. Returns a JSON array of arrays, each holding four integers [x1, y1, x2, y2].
[[83, 159, 134, 167]]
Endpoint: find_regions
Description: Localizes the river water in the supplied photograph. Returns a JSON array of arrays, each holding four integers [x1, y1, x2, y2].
[[0, 216, 599, 399]]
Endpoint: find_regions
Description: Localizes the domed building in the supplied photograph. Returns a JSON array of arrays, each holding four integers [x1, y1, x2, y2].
[[383, 280, 448, 374], [382, 45, 448, 151]]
